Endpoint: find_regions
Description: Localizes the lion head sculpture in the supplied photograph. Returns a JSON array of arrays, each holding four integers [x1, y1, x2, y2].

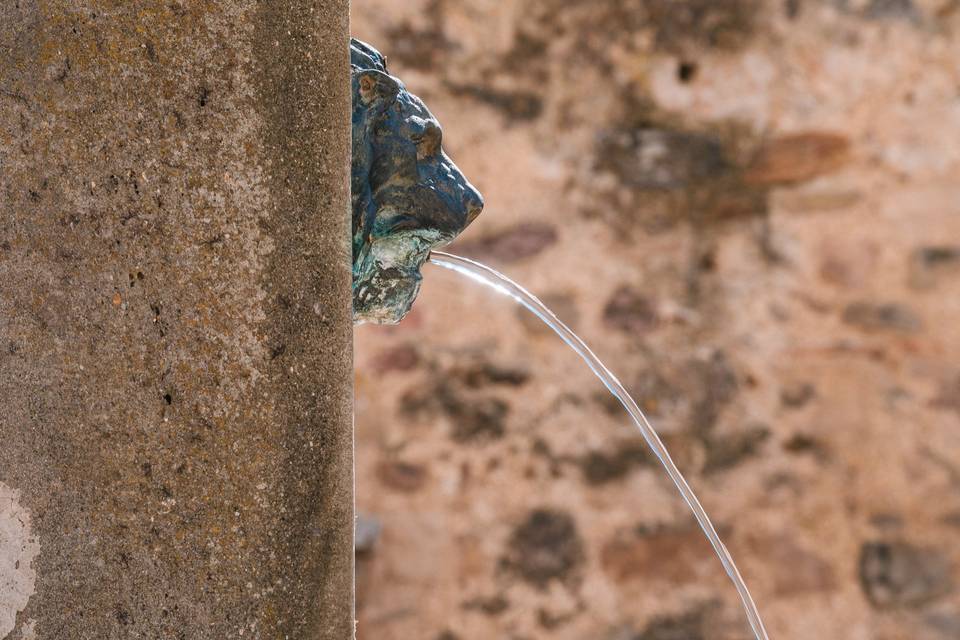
[[351, 38, 484, 324]]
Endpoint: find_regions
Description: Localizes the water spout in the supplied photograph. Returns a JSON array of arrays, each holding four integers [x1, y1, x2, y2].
[[428, 250, 771, 640]]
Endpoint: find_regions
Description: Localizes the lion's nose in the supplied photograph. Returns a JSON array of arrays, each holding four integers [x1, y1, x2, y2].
[[464, 188, 484, 225]]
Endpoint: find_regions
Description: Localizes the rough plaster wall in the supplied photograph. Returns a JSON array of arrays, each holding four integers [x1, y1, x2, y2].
[[0, 1, 352, 638], [352, 1, 960, 639]]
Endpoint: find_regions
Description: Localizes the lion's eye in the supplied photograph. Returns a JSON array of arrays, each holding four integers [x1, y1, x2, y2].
[[414, 122, 442, 158]]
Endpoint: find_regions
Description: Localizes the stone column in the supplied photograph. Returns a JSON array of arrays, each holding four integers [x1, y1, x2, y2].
[[0, 2, 353, 638]]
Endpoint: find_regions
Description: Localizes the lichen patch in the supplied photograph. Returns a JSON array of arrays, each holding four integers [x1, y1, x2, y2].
[[0, 482, 40, 639]]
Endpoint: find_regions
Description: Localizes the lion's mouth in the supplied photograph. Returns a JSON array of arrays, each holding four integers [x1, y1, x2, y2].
[[352, 220, 436, 324], [352, 199, 463, 323]]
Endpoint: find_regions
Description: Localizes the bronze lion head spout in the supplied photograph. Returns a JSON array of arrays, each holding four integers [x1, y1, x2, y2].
[[351, 38, 483, 324]]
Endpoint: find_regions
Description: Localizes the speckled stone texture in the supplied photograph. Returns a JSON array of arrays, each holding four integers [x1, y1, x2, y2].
[[0, 2, 352, 639], [353, 2, 960, 639]]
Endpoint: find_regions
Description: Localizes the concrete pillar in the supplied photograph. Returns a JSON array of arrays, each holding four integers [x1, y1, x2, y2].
[[0, 2, 353, 638]]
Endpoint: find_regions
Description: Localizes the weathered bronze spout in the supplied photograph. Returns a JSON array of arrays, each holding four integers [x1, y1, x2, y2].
[[351, 38, 483, 324]]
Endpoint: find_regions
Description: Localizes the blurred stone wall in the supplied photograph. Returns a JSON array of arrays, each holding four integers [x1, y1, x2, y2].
[[352, 1, 960, 638]]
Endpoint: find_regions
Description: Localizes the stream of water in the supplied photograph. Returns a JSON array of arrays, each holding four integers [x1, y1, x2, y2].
[[428, 250, 770, 640]]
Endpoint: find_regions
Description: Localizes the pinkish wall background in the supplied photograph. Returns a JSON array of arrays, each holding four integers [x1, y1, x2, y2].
[[353, 2, 960, 638]]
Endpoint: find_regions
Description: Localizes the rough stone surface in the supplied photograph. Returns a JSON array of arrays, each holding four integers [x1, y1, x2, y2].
[[353, 1, 960, 639], [0, 2, 352, 638]]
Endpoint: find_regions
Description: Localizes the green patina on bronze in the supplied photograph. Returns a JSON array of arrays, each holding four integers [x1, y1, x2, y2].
[[351, 38, 484, 324]]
